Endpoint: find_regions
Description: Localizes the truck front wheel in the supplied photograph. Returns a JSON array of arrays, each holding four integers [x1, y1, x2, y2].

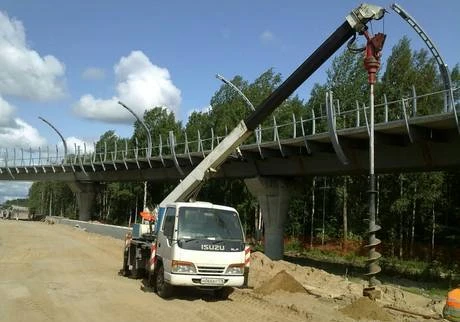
[[214, 287, 232, 300], [155, 265, 173, 298]]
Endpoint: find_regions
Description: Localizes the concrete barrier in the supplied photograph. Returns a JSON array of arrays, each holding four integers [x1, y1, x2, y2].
[[46, 216, 131, 240]]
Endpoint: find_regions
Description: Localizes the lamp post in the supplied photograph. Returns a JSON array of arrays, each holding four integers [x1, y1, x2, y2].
[[117, 101, 152, 213], [216, 73, 261, 240], [38, 116, 68, 162], [117, 101, 152, 158], [215, 74, 255, 111]]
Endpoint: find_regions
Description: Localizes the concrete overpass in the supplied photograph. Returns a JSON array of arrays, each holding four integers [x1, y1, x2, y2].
[[1, 89, 459, 182], [1, 87, 459, 259]]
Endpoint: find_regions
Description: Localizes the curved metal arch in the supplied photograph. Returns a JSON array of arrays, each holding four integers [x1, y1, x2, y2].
[[211, 128, 215, 150], [118, 101, 152, 158], [21, 148, 28, 173], [272, 116, 284, 157], [392, 3, 454, 112], [39, 147, 46, 173], [111, 141, 118, 171], [292, 113, 297, 138], [363, 103, 370, 136], [401, 98, 414, 143], [134, 138, 140, 169], [197, 130, 205, 158], [4, 149, 15, 179], [169, 131, 184, 176], [98, 153, 106, 171], [325, 91, 349, 165], [158, 134, 165, 167], [13, 148, 19, 174], [78, 155, 89, 177], [38, 116, 68, 162], [122, 140, 128, 170], [255, 125, 264, 159], [355, 101, 361, 127], [299, 116, 312, 155], [215, 74, 255, 111], [183, 132, 193, 166], [311, 108, 316, 135], [90, 143, 96, 172]]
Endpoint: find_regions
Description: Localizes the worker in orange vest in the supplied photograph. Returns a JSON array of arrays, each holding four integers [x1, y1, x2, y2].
[[444, 284, 460, 322]]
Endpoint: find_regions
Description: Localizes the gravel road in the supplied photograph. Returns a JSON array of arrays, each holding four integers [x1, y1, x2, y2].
[[0, 221, 309, 322]]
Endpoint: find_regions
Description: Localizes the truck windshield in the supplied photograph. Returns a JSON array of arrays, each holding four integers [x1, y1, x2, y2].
[[177, 207, 243, 241]]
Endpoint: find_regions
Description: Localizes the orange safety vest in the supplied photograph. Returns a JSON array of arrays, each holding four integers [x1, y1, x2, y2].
[[140, 211, 155, 222], [447, 289, 460, 310]]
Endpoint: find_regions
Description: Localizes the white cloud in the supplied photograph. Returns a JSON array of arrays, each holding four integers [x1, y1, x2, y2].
[[0, 118, 46, 148], [82, 67, 105, 81], [63, 136, 95, 154], [0, 94, 46, 149], [0, 181, 32, 204], [186, 104, 212, 119], [0, 11, 66, 101], [73, 50, 181, 123], [260, 30, 275, 44], [0, 95, 15, 127]]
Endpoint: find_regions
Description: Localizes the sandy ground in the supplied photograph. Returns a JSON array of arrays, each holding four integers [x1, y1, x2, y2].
[[0, 221, 445, 322]]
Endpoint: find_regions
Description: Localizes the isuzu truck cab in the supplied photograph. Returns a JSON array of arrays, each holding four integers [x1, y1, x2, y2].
[[122, 201, 248, 298], [154, 202, 246, 297]]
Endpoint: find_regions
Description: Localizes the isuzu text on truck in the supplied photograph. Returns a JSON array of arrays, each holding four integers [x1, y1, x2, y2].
[[121, 3, 386, 299]]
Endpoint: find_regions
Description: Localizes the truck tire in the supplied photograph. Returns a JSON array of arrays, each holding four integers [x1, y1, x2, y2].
[[214, 287, 232, 300], [155, 265, 173, 298]]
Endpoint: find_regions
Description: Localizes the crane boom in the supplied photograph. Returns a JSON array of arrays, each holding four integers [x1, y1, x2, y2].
[[160, 3, 385, 207]]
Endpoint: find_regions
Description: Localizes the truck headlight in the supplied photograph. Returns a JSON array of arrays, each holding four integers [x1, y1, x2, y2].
[[225, 263, 244, 275], [171, 260, 196, 274]]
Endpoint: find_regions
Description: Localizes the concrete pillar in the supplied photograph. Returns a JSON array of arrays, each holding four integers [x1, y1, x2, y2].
[[67, 182, 100, 221], [244, 177, 291, 260]]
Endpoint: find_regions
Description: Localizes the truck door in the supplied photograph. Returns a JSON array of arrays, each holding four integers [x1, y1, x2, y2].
[[156, 206, 176, 274]]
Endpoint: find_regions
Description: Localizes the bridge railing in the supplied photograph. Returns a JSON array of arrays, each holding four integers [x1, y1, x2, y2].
[[0, 86, 458, 170]]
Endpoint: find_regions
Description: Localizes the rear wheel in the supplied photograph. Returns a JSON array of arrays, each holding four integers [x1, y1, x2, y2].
[[121, 248, 130, 277], [155, 265, 173, 298]]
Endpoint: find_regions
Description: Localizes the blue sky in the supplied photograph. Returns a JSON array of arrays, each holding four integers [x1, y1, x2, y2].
[[0, 0, 459, 202]]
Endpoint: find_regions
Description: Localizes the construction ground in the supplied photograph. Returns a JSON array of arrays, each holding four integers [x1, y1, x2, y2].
[[0, 220, 447, 321]]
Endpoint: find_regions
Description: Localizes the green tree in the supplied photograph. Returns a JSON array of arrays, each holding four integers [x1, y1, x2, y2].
[[132, 107, 183, 157], [326, 49, 369, 127]]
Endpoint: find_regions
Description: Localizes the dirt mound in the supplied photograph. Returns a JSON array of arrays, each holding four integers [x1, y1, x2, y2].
[[340, 297, 392, 321], [249, 251, 362, 299], [254, 270, 306, 296]]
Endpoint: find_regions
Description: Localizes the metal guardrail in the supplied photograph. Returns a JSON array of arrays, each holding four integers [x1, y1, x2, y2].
[[46, 216, 131, 240], [1, 87, 458, 174]]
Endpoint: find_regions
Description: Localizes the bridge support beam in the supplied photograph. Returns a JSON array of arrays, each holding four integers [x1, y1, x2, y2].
[[68, 182, 100, 221], [244, 177, 291, 260]]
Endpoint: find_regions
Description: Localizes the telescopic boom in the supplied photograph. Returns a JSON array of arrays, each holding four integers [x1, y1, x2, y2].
[[160, 3, 385, 206]]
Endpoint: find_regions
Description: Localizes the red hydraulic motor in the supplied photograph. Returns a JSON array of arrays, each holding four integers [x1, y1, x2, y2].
[[363, 30, 386, 85]]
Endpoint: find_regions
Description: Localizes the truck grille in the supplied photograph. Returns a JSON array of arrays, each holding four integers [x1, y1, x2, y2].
[[196, 266, 225, 275]]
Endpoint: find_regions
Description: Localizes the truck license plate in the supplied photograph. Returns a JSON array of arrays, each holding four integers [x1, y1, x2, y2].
[[201, 278, 224, 285]]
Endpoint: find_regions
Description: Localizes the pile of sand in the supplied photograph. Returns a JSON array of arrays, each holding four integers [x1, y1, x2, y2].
[[254, 270, 306, 296], [247, 251, 443, 318], [340, 297, 392, 321], [248, 251, 362, 299]]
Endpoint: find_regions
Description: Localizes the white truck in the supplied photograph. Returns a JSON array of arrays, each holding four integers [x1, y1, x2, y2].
[[141, 202, 247, 297], [121, 3, 385, 299]]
